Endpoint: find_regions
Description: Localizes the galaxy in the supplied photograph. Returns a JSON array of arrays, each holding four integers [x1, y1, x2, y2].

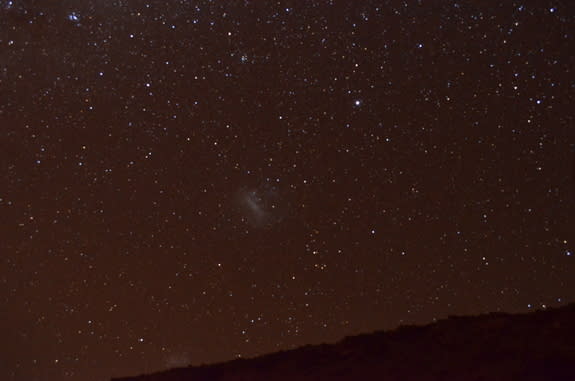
[[0, 1, 573, 380]]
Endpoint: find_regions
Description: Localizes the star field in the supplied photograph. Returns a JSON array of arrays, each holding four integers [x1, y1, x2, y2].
[[0, 1, 574, 380]]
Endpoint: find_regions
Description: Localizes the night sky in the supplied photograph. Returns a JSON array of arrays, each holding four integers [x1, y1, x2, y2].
[[1, 0, 574, 380]]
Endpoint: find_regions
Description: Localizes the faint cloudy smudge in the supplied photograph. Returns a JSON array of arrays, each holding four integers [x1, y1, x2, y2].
[[235, 184, 284, 229], [164, 352, 191, 368]]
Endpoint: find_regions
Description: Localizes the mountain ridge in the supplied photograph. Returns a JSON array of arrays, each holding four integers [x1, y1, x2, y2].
[[112, 303, 575, 381]]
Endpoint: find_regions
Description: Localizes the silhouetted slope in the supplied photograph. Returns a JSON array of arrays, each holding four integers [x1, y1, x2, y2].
[[112, 303, 575, 381]]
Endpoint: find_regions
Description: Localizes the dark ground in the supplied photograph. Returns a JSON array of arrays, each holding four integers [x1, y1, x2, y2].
[[112, 303, 575, 381]]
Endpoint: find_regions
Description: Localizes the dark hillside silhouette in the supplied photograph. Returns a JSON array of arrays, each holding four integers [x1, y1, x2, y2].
[[111, 303, 575, 381]]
